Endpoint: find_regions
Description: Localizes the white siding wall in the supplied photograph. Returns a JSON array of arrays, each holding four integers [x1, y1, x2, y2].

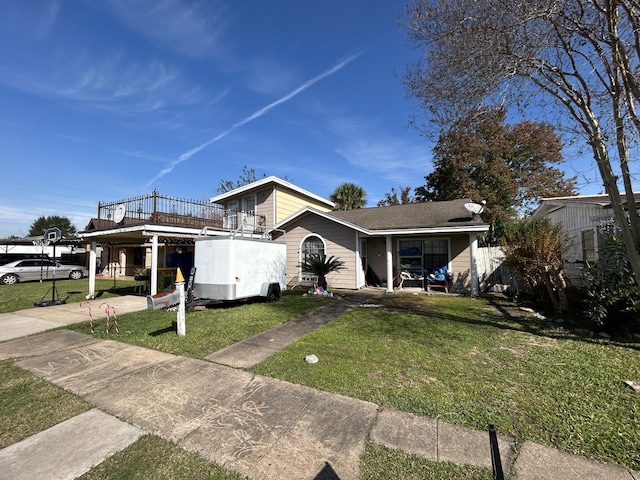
[[546, 205, 606, 263]]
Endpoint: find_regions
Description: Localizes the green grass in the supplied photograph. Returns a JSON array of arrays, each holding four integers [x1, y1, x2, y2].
[[4, 285, 639, 475], [0, 360, 93, 448], [0, 359, 491, 480], [360, 443, 492, 480], [0, 278, 137, 313], [251, 293, 640, 472], [0, 360, 245, 478], [62, 291, 332, 359], [78, 434, 243, 480]]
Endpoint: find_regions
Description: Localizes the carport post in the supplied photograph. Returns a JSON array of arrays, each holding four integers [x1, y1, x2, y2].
[[150, 234, 158, 295], [385, 235, 393, 293], [87, 242, 97, 299]]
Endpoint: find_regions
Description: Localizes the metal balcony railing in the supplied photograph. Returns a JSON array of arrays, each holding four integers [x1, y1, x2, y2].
[[95, 190, 265, 232]]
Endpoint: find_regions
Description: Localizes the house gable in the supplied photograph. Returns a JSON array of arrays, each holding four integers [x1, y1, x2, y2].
[[209, 176, 334, 227]]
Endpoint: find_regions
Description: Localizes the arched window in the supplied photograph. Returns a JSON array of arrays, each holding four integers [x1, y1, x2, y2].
[[301, 235, 325, 268]]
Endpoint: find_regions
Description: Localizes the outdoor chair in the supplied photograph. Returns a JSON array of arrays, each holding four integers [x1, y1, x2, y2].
[[425, 266, 451, 293]]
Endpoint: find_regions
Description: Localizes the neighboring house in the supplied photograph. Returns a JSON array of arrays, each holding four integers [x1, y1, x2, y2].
[[80, 177, 490, 297], [532, 192, 640, 286]]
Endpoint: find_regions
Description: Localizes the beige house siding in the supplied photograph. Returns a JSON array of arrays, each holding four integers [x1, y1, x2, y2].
[[450, 234, 471, 290], [255, 187, 275, 226], [220, 184, 332, 228], [275, 187, 332, 223], [277, 214, 359, 289]]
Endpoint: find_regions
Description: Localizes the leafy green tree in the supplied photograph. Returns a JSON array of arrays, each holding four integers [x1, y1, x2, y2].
[[500, 217, 569, 313], [300, 254, 345, 290], [377, 186, 413, 207], [329, 183, 366, 210], [415, 108, 576, 235], [402, 0, 640, 292], [28, 216, 77, 238]]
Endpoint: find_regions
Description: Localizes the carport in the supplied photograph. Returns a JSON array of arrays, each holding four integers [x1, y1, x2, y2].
[[80, 224, 222, 299], [78, 191, 243, 299]]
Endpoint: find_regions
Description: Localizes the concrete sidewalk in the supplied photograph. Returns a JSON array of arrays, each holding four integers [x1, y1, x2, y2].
[[0, 295, 147, 342], [0, 294, 638, 479]]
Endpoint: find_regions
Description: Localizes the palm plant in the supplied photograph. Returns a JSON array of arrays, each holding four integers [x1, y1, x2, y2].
[[329, 183, 367, 210], [300, 254, 345, 290]]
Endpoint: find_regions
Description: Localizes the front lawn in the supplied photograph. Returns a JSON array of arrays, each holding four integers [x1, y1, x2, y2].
[[62, 291, 332, 359], [4, 285, 638, 474], [0, 278, 136, 313], [251, 293, 640, 472]]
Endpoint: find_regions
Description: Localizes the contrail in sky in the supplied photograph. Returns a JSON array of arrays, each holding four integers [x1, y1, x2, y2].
[[146, 52, 362, 187]]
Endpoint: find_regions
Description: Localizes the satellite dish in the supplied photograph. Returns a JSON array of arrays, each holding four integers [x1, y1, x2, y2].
[[464, 201, 486, 216], [114, 204, 126, 224]]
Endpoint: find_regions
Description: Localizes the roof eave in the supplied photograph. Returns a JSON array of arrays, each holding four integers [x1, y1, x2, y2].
[[369, 225, 490, 236]]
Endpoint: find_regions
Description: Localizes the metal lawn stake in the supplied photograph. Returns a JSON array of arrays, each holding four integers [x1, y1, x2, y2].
[[80, 301, 94, 333], [176, 267, 186, 337]]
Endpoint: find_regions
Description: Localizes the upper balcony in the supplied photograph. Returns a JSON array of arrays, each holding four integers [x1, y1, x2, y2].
[[90, 190, 266, 233]]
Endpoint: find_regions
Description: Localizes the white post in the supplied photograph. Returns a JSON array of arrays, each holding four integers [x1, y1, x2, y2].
[[176, 280, 186, 336], [87, 242, 97, 299], [355, 232, 362, 288], [469, 233, 479, 296], [385, 235, 393, 293], [150, 234, 158, 295]]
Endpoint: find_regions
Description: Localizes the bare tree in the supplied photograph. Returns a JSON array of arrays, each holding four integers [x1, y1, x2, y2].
[[403, 0, 640, 289], [377, 186, 414, 206]]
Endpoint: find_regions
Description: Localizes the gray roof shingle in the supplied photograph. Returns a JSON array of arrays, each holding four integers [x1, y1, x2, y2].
[[327, 198, 488, 230]]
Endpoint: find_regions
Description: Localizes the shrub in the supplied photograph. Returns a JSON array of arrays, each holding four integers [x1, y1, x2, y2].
[[584, 234, 640, 334]]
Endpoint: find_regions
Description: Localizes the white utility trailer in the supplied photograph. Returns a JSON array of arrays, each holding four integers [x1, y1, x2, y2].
[[193, 236, 286, 303]]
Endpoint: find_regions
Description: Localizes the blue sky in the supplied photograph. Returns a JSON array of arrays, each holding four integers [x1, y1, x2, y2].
[[0, 1, 601, 238]]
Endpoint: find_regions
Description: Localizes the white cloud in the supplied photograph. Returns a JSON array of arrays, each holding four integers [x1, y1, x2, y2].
[[241, 57, 297, 96], [0, 205, 36, 223], [0, 48, 213, 120], [329, 116, 431, 186], [146, 52, 362, 187], [101, 0, 229, 58]]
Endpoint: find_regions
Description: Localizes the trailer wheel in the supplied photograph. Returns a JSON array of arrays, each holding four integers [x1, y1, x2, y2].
[[266, 284, 281, 302]]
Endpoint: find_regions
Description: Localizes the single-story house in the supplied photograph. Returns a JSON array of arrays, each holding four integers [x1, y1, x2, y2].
[[80, 177, 489, 297]]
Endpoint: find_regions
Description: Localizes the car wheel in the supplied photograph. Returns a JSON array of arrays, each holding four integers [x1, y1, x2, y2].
[[69, 270, 83, 280], [1, 274, 18, 285]]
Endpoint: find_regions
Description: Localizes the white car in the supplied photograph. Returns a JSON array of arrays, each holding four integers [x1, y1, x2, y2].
[[0, 259, 88, 285]]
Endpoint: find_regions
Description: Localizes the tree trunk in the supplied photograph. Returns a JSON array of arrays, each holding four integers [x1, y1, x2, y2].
[[590, 136, 640, 292]]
